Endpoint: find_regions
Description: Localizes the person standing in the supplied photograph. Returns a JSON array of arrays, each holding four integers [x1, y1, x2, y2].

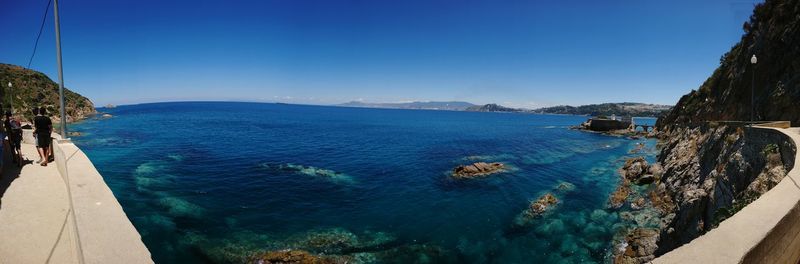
[[0, 104, 4, 173], [4, 111, 23, 166], [3, 111, 21, 165], [32, 107, 43, 163], [34, 107, 52, 166]]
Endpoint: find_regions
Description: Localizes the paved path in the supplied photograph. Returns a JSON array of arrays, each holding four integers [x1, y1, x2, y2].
[[0, 142, 78, 264]]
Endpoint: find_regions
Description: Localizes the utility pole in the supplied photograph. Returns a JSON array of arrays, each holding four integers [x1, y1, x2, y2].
[[54, 0, 67, 138]]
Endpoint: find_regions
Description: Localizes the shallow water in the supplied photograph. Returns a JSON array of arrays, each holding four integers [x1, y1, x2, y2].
[[71, 102, 658, 263]]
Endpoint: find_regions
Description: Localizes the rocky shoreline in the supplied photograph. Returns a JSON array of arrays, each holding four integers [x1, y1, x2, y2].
[[607, 124, 796, 263]]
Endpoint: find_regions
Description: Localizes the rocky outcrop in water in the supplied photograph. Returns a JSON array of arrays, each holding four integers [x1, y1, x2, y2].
[[512, 193, 559, 229], [608, 157, 660, 209], [608, 183, 631, 209], [614, 228, 660, 264], [621, 157, 648, 183], [452, 162, 506, 179], [526, 193, 558, 216]]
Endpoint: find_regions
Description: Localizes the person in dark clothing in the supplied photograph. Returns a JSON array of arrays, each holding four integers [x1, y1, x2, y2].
[[34, 107, 53, 166], [31, 107, 43, 163], [0, 104, 4, 171], [5, 111, 23, 166]]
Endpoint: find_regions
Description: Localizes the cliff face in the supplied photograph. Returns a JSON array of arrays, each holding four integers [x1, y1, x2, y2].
[[0, 63, 95, 122], [657, 0, 800, 129], [645, 0, 800, 259], [652, 125, 794, 255]]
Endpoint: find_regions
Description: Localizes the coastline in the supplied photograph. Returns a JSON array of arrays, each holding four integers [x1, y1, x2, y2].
[[603, 123, 799, 263], [68, 102, 661, 262]]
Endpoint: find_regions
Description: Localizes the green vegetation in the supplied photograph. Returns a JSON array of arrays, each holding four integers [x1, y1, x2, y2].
[[711, 196, 758, 228], [465, 103, 521, 112], [532, 102, 672, 117], [657, 0, 800, 129], [0, 63, 95, 122], [762, 143, 779, 156]]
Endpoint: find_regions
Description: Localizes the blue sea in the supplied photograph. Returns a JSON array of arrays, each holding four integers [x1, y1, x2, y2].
[[71, 102, 658, 263]]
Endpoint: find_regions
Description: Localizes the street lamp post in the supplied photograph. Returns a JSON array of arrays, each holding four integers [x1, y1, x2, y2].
[[7, 82, 12, 113], [750, 54, 757, 125]]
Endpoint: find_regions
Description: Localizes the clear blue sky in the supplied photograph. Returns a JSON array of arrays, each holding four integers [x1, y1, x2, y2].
[[0, 0, 761, 108]]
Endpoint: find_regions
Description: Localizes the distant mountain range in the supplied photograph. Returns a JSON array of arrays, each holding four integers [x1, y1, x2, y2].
[[338, 101, 476, 111], [337, 101, 671, 117]]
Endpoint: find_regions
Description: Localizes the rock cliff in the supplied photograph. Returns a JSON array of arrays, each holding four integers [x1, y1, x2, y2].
[[657, 0, 800, 129], [652, 125, 794, 255], [621, 0, 800, 261], [0, 63, 95, 122]]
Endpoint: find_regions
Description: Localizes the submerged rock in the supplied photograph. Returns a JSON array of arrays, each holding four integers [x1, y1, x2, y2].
[[451, 162, 506, 179], [286, 228, 396, 255], [629, 142, 645, 154], [511, 193, 560, 229], [630, 197, 647, 210], [263, 163, 355, 183], [608, 182, 631, 209], [353, 244, 455, 263], [613, 228, 659, 264], [555, 181, 576, 192], [250, 249, 351, 264], [528, 193, 558, 216], [289, 229, 359, 254]]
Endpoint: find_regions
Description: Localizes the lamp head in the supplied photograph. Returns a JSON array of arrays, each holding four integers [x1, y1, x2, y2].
[[751, 54, 758, 64]]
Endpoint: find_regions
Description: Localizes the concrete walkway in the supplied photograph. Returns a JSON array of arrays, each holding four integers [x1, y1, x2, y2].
[[0, 142, 79, 264]]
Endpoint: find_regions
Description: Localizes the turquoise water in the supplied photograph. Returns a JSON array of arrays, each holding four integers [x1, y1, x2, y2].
[[71, 102, 658, 263]]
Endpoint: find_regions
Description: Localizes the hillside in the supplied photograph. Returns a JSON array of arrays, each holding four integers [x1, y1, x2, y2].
[[533, 103, 672, 117], [465, 103, 521, 112], [657, 0, 800, 129], [0, 63, 95, 122], [338, 101, 475, 111]]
